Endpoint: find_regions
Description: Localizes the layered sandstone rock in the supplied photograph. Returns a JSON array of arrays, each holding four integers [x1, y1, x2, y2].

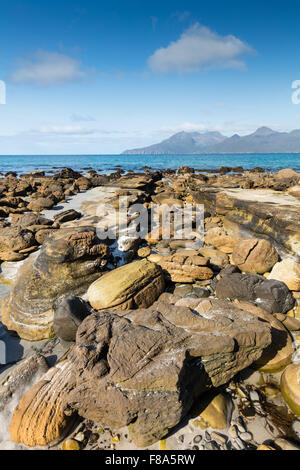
[[87, 259, 164, 310], [232, 238, 278, 274], [191, 188, 300, 261], [155, 253, 214, 283], [9, 299, 271, 448], [10, 360, 76, 447], [1, 227, 109, 341], [64, 300, 270, 447]]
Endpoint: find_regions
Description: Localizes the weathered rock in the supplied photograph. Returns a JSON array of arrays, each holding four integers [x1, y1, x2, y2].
[[137, 246, 151, 258], [27, 197, 55, 212], [199, 247, 229, 269], [15, 213, 53, 229], [0, 226, 36, 252], [196, 392, 232, 430], [233, 301, 294, 372], [10, 360, 77, 447], [156, 253, 213, 283], [0, 251, 26, 261], [61, 299, 271, 447], [53, 296, 91, 342], [232, 238, 278, 274], [269, 258, 300, 291], [215, 273, 295, 313], [191, 188, 300, 261], [1, 227, 109, 341], [35, 228, 56, 244], [276, 168, 299, 179], [0, 354, 49, 414], [53, 209, 81, 225], [205, 228, 237, 254], [87, 259, 164, 310]]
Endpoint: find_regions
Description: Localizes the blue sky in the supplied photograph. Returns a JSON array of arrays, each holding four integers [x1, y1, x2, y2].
[[1, 0, 300, 154]]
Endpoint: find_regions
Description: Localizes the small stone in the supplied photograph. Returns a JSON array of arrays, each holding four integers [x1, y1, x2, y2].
[[229, 425, 238, 438], [193, 435, 202, 444], [290, 420, 300, 443], [137, 246, 151, 258], [205, 441, 219, 450], [111, 434, 120, 443], [74, 432, 85, 442], [257, 444, 275, 450], [211, 432, 227, 445], [205, 431, 211, 441], [274, 438, 300, 451], [62, 439, 80, 450], [240, 432, 253, 442], [192, 445, 199, 450]]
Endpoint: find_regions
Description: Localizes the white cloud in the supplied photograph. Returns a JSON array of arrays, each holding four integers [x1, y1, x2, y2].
[[36, 125, 95, 135], [70, 113, 96, 122], [148, 23, 254, 74], [10, 50, 85, 86]]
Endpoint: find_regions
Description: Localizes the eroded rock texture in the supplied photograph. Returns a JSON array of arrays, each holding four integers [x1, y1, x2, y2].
[[2, 227, 109, 341]]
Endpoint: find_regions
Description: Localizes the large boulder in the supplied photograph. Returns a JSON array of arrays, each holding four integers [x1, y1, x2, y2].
[[27, 197, 55, 212], [232, 238, 278, 274], [10, 299, 271, 448], [269, 258, 300, 291], [0, 226, 36, 252], [215, 273, 295, 313], [1, 227, 109, 341], [87, 259, 164, 310]]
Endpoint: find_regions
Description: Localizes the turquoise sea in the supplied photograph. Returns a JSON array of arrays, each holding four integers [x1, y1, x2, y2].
[[0, 153, 300, 174]]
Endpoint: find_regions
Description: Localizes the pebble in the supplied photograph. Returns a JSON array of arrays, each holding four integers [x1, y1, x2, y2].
[[291, 420, 300, 443], [205, 431, 211, 441], [193, 435, 202, 444], [274, 438, 300, 451], [228, 425, 238, 438], [249, 390, 260, 402], [205, 441, 219, 450], [74, 432, 85, 442], [211, 432, 227, 445], [240, 432, 253, 442]]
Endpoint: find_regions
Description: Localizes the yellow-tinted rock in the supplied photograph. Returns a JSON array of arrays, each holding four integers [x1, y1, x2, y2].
[[232, 238, 278, 274], [269, 259, 300, 291], [137, 246, 151, 258], [257, 444, 275, 450], [87, 259, 165, 310], [198, 393, 231, 430], [281, 363, 300, 416], [235, 301, 294, 373], [10, 360, 76, 447], [62, 439, 80, 450]]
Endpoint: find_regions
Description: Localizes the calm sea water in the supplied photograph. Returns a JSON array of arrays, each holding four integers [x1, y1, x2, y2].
[[0, 153, 299, 174]]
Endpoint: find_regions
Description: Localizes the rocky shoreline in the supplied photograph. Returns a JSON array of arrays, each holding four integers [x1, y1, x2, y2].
[[1, 165, 300, 450]]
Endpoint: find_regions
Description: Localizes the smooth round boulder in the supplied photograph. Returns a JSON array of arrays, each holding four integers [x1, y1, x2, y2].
[[281, 363, 300, 416], [269, 258, 300, 291], [53, 296, 91, 342], [87, 259, 165, 310]]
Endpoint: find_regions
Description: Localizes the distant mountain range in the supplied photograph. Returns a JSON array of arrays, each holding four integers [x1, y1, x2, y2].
[[122, 127, 300, 154]]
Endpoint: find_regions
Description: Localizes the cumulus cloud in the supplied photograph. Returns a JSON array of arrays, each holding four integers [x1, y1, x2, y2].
[[10, 50, 85, 86], [148, 23, 254, 74]]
